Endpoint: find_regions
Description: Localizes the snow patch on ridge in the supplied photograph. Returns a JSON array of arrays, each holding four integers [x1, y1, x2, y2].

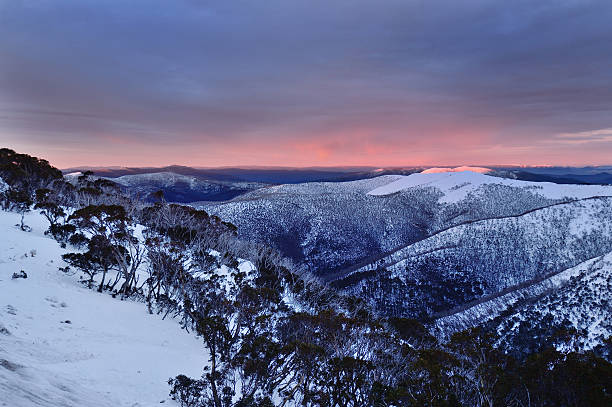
[[422, 166, 492, 174], [367, 170, 612, 203]]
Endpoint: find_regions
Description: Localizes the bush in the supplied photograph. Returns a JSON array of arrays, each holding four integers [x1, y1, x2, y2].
[[168, 375, 205, 407]]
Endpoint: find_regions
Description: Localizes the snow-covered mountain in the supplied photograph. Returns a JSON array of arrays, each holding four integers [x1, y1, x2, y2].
[[202, 170, 612, 278], [199, 176, 440, 274], [106, 172, 265, 202], [367, 170, 612, 203], [336, 195, 612, 315], [198, 170, 612, 350]]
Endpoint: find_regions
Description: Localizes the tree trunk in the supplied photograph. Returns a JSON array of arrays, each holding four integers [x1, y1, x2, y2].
[[98, 267, 108, 292], [208, 342, 222, 407]]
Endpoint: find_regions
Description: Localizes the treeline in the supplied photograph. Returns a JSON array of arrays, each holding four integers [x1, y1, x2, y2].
[[1, 148, 611, 406]]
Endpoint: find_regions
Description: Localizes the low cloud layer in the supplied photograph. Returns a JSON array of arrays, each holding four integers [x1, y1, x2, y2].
[[1, 0, 612, 167]]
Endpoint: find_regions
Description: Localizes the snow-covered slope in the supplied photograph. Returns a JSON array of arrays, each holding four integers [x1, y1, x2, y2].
[[0, 210, 207, 407], [110, 172, 233, 188], [367, 170, 612, 203], [203, 171, 612, 279], [494, 253, 611, 353], [104, 172, 265, 203], [336, 196, 612, 319], [200, 176, 439, 275], [431, 254, 610, 340]]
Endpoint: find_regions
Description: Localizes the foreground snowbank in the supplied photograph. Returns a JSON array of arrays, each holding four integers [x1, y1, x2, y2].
[[0, 210, 207, 407]]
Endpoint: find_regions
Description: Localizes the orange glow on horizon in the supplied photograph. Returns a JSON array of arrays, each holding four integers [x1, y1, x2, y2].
[[5, 123, 612, 169]]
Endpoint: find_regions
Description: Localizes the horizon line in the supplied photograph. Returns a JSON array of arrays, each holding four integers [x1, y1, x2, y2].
[[59, 164, 612, 172]]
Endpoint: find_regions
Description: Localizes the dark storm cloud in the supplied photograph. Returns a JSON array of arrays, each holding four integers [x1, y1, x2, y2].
[[1, 0, 612, 165]]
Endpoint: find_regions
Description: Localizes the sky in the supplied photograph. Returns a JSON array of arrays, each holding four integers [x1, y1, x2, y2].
[[1, 0, 612, 168]]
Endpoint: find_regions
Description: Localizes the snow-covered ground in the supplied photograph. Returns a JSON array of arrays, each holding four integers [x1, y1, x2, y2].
[[367, 170, 612, 203], [0, 210, 207, 407]]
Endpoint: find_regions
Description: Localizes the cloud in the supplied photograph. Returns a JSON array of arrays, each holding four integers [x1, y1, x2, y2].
[[1, 0, 612, 166], [554, 128, 612, 144]]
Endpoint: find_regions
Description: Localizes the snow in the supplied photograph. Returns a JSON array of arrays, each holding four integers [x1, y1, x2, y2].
[[432, 254, 605, 337], [109, 172, 263, 192], [111, 172, 200, 188], [422, 166, 492, 174], [0, 210, 207, 407], [367, 170, 612, 203], [567, 201, 600, 236]]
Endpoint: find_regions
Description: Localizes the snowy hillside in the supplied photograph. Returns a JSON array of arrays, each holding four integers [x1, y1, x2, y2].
[[346, 197, 612, 282], [367, 170, 612, 203], [0, 210, 207, 407], [493, 253, 612, 354], [110, 172, 262, 190], [203, 170, 612, 280], [103, 172, 264, 203], [431, 251, 612, 354], [431, 254, 610, 340], [335, 196, 612, 321], [199, 176, 439, 275]]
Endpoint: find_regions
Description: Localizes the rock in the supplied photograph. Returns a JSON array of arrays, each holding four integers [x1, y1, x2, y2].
[[11, 270, 27, 279]]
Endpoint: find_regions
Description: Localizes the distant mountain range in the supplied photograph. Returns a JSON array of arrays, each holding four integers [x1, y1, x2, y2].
[[62, 165, 612, 203], [62, 165, 420, 202]]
